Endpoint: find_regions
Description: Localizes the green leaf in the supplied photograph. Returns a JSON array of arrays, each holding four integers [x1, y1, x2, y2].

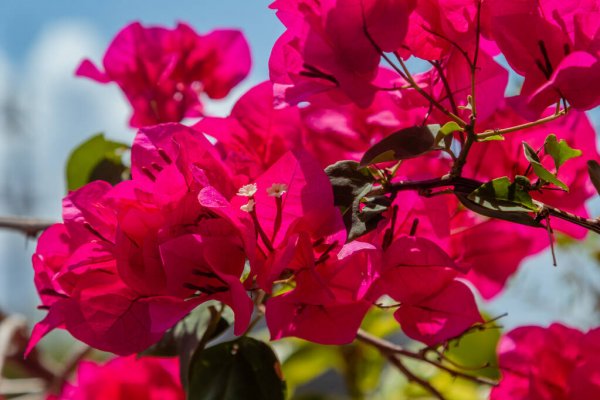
[[435, 122, 464, 146], [478, 134, 505, 142], [544, 134, 582, 170], [468, 176, 539, 212], [141, 303, 230, 389], [282, 342, 340, 395], [522, 142, 568, 191], [440, 121, 464, 136], [325, 161, 388, 241], [360, 126, 435, 166], [66, 133, 129, 191], [456, 193, 542, 228], [188, 337, 286, 400], [587, 160, 600, 195], [444, 314, 501, 380]]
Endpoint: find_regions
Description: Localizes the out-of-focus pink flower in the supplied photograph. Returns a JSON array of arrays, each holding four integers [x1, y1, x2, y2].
[[55, 356, 184, 400], [76, 22, 251, 127], [492, 324, 600, 399]]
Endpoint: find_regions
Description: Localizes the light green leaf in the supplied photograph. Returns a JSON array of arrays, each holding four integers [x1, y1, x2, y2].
[[66, 133, 129, 191], [440, 121, 464, 136], [522, 142, 568, 191], [544, 134, 582, 170], [478, 134, 505, 142]]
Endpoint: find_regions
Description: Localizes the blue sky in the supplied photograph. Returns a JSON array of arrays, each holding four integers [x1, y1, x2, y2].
[[0, 0, 282, 81]]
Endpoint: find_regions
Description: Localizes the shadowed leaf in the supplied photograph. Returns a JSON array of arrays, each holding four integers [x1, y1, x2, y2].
[[188, 337, 286, 400], [360, 126, 435, 166]]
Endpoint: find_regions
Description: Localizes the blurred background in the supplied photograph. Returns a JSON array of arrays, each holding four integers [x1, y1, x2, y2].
[[0, 1, 598, 397]]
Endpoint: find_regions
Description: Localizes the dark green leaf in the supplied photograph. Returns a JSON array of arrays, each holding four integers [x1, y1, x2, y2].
[[141, 303, 230, 389], [456, 193, 542, 228], [468, 177, 538, 212], [522, 142, 568, 191], [188, 337, 286, 400], [544, 134, 582, 170], [325, 161, 388, 241], [325, 161, 373, 210], [587, 160, 600, 195], [360, 126, 435, 166], [348, 196, 391, 241], [66, 133, 129, 191]]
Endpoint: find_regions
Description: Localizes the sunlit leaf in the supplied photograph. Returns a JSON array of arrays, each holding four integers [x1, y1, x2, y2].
[[544, 134, 582, 170], [523, 142, 568, 191], [444, 315, 501, 380], [66, 133, 129, 191]]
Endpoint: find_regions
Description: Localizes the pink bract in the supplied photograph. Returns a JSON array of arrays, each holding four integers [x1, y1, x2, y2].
[[491, 324, 600, 399], [55, 356, 183, 400], [76, 22, 251, 127], [269, 0, 416, 107]]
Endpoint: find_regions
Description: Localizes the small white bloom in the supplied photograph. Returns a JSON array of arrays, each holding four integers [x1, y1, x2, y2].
[[240, 199, 255, 213], [237, 183, 257, 197], [267, 183, 288, 197]]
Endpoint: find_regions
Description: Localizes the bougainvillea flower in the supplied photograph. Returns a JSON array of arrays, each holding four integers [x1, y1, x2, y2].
[[76, 22, 251, 127], [269, 0, 416, 107], [266, 241, 379, 344], [483, 0, 600, 112], [28, 124, 254, 355], [230, 150, 346, 252], [397, 0, 481, 61], [373, 236, 482, 345], [55, 356, 184, 400], [300, 77, 428, 166], [491, 324, 600, 399], [195, 81, 304, 180], [450, 216, 548, 299]]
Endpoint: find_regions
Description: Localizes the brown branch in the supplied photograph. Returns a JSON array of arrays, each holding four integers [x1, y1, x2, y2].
[[368, 176, 600, 235], [0, 216, 54, 236], [476, 108, 568, 139], [388, 355, 446, 400], [356, 329, 498, 388]]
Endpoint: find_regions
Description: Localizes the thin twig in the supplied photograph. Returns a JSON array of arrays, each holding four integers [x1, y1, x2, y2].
[[476, 108, 568, 139], [0, 216, 54, 236], [388, 355, 446, 400], [356, 329, 497, 387]]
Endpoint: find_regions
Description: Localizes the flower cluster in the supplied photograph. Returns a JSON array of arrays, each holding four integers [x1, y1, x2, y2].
[[27, 1, 600, 397]]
